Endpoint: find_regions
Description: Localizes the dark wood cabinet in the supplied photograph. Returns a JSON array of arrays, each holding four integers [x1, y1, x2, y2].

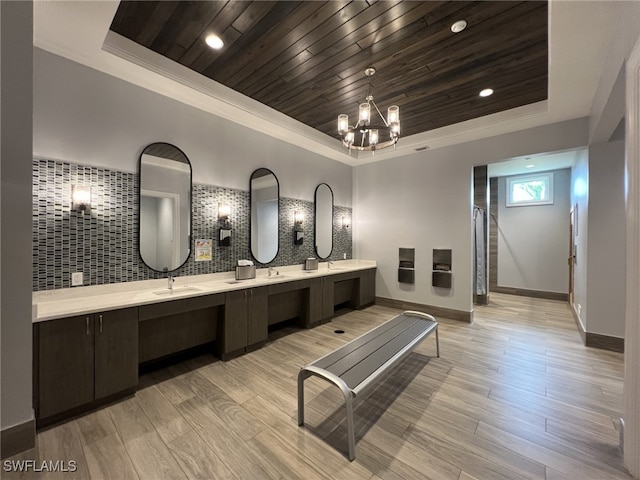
[[37, 315, 94, 419], [36, 307, 138, 422], [223, 290, 249, 356], [359, 268, 376, 307], [224, 287, 268, 358], [320, 268, 376, 319], [247, 287, 268, 347], [138, 294, 223, 363], [94, 308, 138, 399]]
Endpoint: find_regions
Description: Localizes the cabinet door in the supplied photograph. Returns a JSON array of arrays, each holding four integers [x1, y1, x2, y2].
[[322, 277, 334, 319], [224, 290, 248, 354], [359, 269, 376, 307], [94, 307, 138, 399], [247, 287, 268, 346], [307, 277, 323, 327], [38, 315, 94, 419]]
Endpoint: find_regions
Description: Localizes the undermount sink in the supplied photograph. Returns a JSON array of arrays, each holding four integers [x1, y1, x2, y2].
[[266, 274, 288, 280], [153, 286, 202, 296]]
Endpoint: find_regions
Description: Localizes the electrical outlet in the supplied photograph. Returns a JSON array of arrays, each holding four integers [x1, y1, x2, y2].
[[343, 253, 347, 259], [71, 272, 83, 286]]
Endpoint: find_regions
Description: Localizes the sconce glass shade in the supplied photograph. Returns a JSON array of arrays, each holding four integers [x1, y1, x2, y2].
[[218, 203, 231, 219], [388, 106, 400, 136], [358, 103, 370, 125], [345, 131, 355, 145], [369, 129, 379, 145], [337, 114, 349, 135], [72, 185, 91, 212], [341, 216, 350, 228], [294, 211, 304, 224]]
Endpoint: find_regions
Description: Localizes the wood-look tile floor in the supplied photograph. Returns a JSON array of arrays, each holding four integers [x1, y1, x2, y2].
[[6, 294, 630, 479]]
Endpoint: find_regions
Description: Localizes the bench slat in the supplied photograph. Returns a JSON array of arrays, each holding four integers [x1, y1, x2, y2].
[[341, 320, 435, 390], [312, 314, 412, 370], [321, 316, 422, 377]]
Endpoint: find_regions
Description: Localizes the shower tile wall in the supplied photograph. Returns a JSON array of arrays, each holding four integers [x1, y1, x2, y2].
[[32, 159, 352, 291]]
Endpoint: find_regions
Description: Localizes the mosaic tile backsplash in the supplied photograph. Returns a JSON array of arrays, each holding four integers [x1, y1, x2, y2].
[[33, 159, 352, 291]]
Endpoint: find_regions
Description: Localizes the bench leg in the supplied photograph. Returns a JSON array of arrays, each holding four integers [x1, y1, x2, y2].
[[436, 326, 440, 358], [344, 391, 356, 461], [298, 370, 309, 426]]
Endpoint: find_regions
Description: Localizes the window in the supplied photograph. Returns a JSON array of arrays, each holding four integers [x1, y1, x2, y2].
[[506, 172, 553, 207]]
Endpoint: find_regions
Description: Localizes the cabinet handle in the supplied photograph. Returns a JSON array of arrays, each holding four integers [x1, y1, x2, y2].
[[99, 314, 103, 333], [86, 316, 90, 335], [250, 290, 254, 301]]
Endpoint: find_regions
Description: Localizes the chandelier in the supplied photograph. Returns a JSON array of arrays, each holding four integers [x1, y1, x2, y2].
[[337, 67, 400, 154]]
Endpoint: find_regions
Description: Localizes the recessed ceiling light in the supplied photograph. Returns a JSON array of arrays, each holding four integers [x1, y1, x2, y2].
[[479, 88, 494, 97], [205, 34, 224, 50], [451, 20, 467, 33], [526, 164, 536, 169]]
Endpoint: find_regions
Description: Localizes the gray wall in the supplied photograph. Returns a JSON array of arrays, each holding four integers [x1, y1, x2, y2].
[[496, 168, 571, 294], [586, 140, 626, 338], [571, 149, 589, 329], [1, 0, 34, 434], [33, 48, 352, 207], [353, 118, 589, 315]]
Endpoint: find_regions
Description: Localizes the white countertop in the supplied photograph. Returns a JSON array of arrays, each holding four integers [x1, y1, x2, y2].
[[32, 260, 377, 323]]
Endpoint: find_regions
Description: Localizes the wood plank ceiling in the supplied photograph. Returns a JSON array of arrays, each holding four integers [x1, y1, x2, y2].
[[110, 1, 548, 141]]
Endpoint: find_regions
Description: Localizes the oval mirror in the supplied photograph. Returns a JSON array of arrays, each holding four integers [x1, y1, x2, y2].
[[139, 143, 192, 272], [250, 168, 279, 264], [315, 183, 334, 259]]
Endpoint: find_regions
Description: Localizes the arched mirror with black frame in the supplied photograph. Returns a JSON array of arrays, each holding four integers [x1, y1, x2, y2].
[[315, 183, 334, 259], [250, 168, 279, 264], [138, 142, 192, 273]]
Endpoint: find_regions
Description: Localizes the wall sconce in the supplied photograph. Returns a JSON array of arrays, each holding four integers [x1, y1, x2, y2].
[[218, 203, 231, 246], [294, 211, 304, 245], [72, 185, 91, 213], [341, 216, 350, 228], [218, 203, 231, 221]]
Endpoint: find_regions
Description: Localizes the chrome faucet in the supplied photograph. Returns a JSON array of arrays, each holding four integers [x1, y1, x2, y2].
[[328, 261, 334, 270], [168, 274, 174, 291], [268, 266, 279, 277]]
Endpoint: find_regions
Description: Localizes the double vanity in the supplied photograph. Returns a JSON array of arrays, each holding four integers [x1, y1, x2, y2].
[[32, 260, 376, 427]]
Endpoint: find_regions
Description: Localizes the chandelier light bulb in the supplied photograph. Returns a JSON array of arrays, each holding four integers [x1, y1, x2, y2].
[[369, 129, 379, 145], [338, 114, 349, 135], [359, 103, 371, 124]]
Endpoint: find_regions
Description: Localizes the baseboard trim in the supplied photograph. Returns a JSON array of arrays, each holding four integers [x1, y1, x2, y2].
[[492, 286, 568, 302], [376, 297, 472, 323], [569, 303, 624, 353], [1, 418, 35, 459], [586, 332, 624, 353], [570, 303, 587, 343]]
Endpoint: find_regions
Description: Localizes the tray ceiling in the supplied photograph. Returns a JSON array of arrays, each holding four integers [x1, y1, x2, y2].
[[109, 1, 548, 142]]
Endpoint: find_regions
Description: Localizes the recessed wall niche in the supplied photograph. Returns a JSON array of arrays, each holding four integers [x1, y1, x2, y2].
[[32, 159, 352, 290]]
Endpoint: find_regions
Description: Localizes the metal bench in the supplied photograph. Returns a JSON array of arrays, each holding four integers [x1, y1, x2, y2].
[[297, 310, 439, 461]]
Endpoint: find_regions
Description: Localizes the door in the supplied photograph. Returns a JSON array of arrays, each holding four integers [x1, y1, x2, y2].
[[94, 307, 138, 399]]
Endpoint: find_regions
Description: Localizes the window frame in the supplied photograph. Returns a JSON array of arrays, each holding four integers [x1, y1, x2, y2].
[[506, 172, 554, 207]]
